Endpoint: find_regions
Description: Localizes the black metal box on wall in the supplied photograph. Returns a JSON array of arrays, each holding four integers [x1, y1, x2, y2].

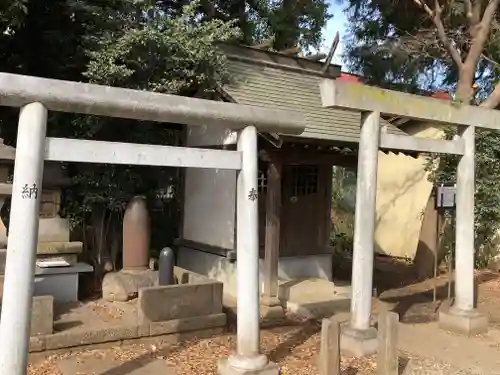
[[435, 183, 456, 211]]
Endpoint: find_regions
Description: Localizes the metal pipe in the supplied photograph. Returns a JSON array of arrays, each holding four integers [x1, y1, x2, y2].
[[0, 102, 47, 375]]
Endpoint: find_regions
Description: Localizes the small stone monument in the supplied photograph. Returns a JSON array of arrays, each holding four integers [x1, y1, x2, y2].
[[122, 196, 150, 270], [33, 163, 93, 302], [102, 196, 157, 302], [0, 144, 94, 302]]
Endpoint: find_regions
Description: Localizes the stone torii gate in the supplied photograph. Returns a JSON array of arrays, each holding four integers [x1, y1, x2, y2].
[[0, 73, 305, 375], [320, 79, 500, 356]]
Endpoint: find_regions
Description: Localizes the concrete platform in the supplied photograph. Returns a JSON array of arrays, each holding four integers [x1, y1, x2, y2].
[[218, 358, 279, 375], [278, 278, 351, 319], [439, 307, 488, 336], [340, 326, 378, 357]]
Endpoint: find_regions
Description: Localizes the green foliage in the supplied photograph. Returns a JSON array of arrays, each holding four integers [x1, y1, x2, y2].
[[84, 2, 239, 93], [204, 0, 331, 50], [425, 127, 500, 267], [330, 167, 356, 253], [0, 0, 27, 31], [61, 1, 240, 229]]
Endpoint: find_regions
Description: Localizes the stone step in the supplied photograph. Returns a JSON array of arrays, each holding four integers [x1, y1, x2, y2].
[[36, 254, 79, 267], [0, 241, 83, 274]]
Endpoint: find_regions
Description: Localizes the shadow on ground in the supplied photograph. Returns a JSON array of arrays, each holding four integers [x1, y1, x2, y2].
[[99, 340, 192, 375], [267, 320, 321, 363]]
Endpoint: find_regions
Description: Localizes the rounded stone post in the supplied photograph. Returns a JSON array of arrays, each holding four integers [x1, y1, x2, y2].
[[122, 196, 150, 270], [0, 102, 47, 375], [341, 111, 380, 357], [219, 126, 279, 375], [438, 126, 488, 336], [159, 247, 175, 285]]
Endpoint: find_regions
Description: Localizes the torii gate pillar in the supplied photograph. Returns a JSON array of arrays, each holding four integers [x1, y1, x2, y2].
[[438, 126, 488, 336]]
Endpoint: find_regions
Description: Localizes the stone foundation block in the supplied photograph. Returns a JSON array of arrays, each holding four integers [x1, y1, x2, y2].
[[439, 307, 488, 336], [30, 295, 54, 336], [260, 296, 285, 320], [138, 281, 223, 323], [102, 270, 157, 302], [218, 358, 280, 375], [0, 295, 53, 336], [38, 217, 71, 243], [29, 336, 46, 352], [340, 326, 378, 357], [37, 241, 83, 255]]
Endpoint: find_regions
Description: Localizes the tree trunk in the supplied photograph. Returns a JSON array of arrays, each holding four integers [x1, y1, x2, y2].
[[90, 206, 111, 288], [456, 66, 476, 104]]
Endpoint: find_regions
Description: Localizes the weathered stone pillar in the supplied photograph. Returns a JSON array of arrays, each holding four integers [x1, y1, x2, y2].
[[341, 111, 380, 357], [0, 102, 47, 375], [122, 196, 150, 270], [262, 158, 283, 317], [219, 126, 279, 375], [439, 125, 488, 335]]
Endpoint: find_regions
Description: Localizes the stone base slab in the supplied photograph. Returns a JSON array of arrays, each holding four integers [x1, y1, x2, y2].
[[28, 312, 226, 353], [37, 241, 83, 255], [34, 263, 93, 302], [439, 307, 488, 336], [218, 358, 280, 375], [260, 296, 285, 321], [0, 295, 54, 336], [102, 270, 157, 302], [340, 326, 378, 357], [36, 254, 78, 267]]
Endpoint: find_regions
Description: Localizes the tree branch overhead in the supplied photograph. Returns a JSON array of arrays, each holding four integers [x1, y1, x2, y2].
[[412, 0, 464, 67]]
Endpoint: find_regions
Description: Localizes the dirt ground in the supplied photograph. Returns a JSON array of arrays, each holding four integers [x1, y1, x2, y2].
[[27, 257, 500, 375]]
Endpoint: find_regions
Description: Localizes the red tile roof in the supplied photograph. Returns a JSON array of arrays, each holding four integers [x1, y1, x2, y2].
[[338, 72, 452, 101]]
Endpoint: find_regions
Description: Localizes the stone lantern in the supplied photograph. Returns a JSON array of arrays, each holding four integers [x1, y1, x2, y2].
[[34, 162, 93, 302], [0, 141, 93, 302]]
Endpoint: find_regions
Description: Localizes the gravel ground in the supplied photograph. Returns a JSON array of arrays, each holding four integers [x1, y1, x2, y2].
[[28, 268, 500, 375], [28, 322, 378, 375], [401, 353, 482, 375], [27, 322, 475, 375]]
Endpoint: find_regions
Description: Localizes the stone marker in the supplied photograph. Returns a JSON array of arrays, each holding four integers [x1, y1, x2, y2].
[[319, 317, 340, 375], [123, 196, 150, 270], [159, 247, 175, 285], [103, 196, 156, 302], [377, 311, 399, 375]]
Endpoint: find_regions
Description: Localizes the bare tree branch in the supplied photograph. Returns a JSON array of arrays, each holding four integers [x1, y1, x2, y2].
[[465, 0, 500, 69], [465, 0, 474, 22], [413, 0, 433, 15], [481, 52, 500, 68], [472, 0, 483, 25], [413, 0, 464, 67], [480, 81, 500, 108]]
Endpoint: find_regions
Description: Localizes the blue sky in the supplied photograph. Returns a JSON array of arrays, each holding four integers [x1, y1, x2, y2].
[[320, 1, 348, 66]]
